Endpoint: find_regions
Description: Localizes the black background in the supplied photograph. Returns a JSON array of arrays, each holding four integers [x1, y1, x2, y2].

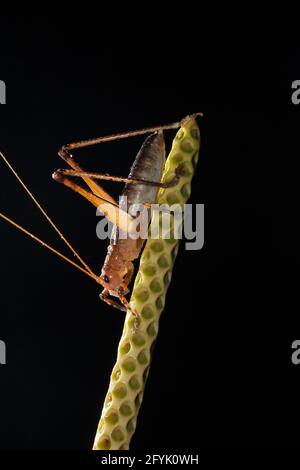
[[1, 9, 300, 452]]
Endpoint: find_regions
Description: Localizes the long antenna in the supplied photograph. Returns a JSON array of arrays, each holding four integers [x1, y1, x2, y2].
[[0, 151, 93, 276], [0, 211, 98, 281]]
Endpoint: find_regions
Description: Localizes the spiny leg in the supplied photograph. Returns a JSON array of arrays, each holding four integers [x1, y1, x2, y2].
[[52, 171, 135, 234], [100, 289, 127, 313], [59, 113, 203, 153], [53, 167, 181, 188], [58, 148, 116, 204], [117, 294, 139, 330], [100, 289, 139, 329]]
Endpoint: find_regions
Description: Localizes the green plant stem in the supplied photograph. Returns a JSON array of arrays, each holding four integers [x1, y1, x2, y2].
[[93, 116, 201, 450]]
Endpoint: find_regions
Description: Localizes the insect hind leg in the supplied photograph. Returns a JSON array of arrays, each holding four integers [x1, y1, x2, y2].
[[58, 148, 116, 204], [54, 167, 181, 188], [58, 113, 203, 153]]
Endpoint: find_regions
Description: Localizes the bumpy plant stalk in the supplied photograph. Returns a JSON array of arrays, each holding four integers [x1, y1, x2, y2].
[[93, 116, 201, 450]]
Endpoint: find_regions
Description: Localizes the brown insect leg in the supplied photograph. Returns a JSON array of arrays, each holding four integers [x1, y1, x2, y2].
[[54, 168, 180, 188], [58, 148, 116, 204], [99, 289, 127, 313], [52, 170, 113, 208], [59, 123, 178, 153], [59, 114, 203, 153], [52, 171, 135, 233], [100, 288, 139, 328], [119, 296, 140, 330]]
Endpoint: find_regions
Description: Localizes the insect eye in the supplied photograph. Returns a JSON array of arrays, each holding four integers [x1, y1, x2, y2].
[[103, 275, 110, 283]]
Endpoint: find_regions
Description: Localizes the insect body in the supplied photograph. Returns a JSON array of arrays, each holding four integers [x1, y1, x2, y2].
[[53, 130, 179, 314], [0, 114, 202, 317], [99, 132, 165, 310]]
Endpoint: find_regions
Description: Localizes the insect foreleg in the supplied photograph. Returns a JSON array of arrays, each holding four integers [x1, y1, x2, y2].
[[99, 289, 127, 312], [100, 288, 139, 328]]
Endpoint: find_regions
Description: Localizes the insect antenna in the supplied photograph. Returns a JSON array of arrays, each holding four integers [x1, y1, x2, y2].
[[0, 211, 98, 282], [0, 151, 94, 277]]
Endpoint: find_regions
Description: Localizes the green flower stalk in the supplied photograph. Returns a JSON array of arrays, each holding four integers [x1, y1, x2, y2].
[[93, 116, 201, 450]]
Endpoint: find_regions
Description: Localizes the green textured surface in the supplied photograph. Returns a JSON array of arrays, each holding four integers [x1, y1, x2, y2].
[[93, 116, 201, 450]]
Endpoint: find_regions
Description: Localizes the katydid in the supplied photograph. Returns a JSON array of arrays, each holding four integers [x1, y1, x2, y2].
[[0, 114, 202, 318]]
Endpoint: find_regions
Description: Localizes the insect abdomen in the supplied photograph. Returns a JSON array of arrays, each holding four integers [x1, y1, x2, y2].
[[121, 131, 165, 211]]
